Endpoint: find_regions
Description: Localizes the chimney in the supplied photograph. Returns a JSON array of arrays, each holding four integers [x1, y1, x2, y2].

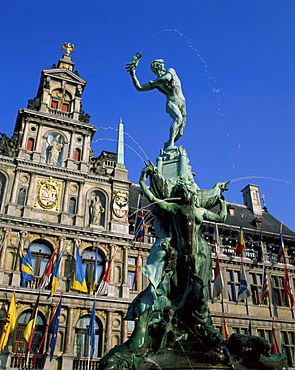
[[241, 184, 262, 216]]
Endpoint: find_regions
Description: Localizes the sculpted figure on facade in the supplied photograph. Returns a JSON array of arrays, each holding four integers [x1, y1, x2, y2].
[[90, 195, 105, 225], [47, 134, 63, 165], [126, 53, 186, 149]]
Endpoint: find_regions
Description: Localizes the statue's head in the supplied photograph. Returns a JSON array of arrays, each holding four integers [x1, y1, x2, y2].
[[150, 59, 165, 77], [171, 176, 195, 203]]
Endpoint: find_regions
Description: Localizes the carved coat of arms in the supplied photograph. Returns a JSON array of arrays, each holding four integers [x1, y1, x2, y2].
[[36, 177, 62, 210], [113, 190, 128, 218]]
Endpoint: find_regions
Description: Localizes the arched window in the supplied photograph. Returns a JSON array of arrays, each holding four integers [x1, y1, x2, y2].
[[14, 310, 46, 354], [74, 315, 102, 358], [30, 242, 52, 278], [73, 148, 81, 161], [81, 248, 104, 292], [69, 197, 76, 214], [17, 188, 27, 206], [50, 89, 71, 112], [26, 138, 34, 151]]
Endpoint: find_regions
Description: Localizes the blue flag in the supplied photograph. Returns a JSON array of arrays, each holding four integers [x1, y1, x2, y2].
[[237, 262, 251, 301], [48, 297, 62, 361], [20, 243, 34, 287], [88, 299, 96, 358], [71, 243, 88, 293]]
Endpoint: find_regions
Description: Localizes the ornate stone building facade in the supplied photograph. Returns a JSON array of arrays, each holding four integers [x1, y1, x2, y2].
[[0, 49, 294, 369]]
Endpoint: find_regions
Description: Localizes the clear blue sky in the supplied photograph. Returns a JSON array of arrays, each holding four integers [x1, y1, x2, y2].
[[0, 0, 294, 231]]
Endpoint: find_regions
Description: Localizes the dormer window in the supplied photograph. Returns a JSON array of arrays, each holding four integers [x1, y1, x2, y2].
[[50, 89, 71, 112]]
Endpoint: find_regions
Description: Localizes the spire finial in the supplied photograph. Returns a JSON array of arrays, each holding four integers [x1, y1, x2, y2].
[[60, 42, 75, 56]]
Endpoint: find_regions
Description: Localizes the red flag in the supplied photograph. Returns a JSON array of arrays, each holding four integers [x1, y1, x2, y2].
[[271, 318, 280, 354], [96, 247, 117, 296], [261, 264, 270, 303], [284, 264, 295, 311], [39, 237, 60, 289], [221, 312, 230, 341], [212, 257, 223, 299]]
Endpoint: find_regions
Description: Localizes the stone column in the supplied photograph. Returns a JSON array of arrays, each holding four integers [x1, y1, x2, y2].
[[26, 173, 37, 207], [61, 180, 70, 224], [121, 311, 128, 343], [0, 229, 11, 269], [105, 310, 113, 353], [122, 246, 130, 298], [20, 119, 29, 149], [23, 172, 36, 218], [10, 170, 20, 203], [0, 229, 11, 284], [64, 307, 74, 354], [75, 181, 84, 227]]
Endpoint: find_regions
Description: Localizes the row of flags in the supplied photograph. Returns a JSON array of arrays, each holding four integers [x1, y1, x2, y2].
[[213, 219, 288, 265], [18, 194, 147, 295], [0, 289, 99, 362]]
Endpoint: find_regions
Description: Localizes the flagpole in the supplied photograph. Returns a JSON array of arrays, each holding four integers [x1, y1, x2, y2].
[[31, 292, 63, 367]]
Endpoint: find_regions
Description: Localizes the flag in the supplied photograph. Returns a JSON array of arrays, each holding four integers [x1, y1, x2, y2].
[[51, 248, 65, 296], [20, 243, 34, 287], [221, 312, 230, 341], [0, 230, 10, 253], [96, 247, 117, 296], [271, 318, 280, 354], [24, 293, 40, 357], [39, 238, 60, 289], [134, 194, 145, 242], [212, 257, 223, 299], [237, 262, 251, 301], [132, 247, 141, 290], [0, 293, 17, 353], [71, 243, 88, 293], [278, 231, 286, 263], [213, 223, 220, 254], [48, 297, 62, 361], [89, 247, 98, 295], [257, 231, 264, 263], [236, 222, 246, 255], [261, 264, 270, 303], [88, 299, 96, 358], [284, 264, 295, 311]]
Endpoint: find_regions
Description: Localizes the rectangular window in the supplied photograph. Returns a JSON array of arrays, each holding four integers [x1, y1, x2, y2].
[[257, 329, 272, 343], [249, 272, 265, 305], [232, 327, 248, 335], [51, 101, 58, 109], [61, 103, 69, 112], [281, 331, 295, 367], [272, 275, 289, 307], [128, 271, 135, 289], [226, 269, 240, 301]]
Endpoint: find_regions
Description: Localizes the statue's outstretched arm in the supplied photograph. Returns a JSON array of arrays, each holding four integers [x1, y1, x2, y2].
[[139, 166, 173, 212], [126, 53, 152, 92], [203, 197, 227, 223]]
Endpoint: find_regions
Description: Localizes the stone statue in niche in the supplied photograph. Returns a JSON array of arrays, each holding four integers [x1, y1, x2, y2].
[[47, 134, 63, 165], [90, 195, 105, 225]]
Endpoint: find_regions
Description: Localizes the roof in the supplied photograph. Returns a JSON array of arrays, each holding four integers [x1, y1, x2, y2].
[[128, 184, 295, 239]]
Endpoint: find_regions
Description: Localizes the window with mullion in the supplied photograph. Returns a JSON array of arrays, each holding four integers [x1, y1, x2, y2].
[[226, 269, 240, 301]]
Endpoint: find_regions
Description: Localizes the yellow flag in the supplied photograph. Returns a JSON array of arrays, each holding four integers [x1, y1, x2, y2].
[[0, 293, 17, 353], [23, 295, 39, 342]]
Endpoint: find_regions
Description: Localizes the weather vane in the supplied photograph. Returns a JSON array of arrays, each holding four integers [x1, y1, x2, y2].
[[60, 42, 75, 56]]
